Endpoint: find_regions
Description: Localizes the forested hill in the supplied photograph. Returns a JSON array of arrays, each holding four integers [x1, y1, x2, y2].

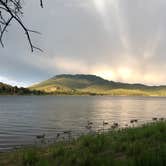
[[0, 82, 44, 95], [2, 74, 166, 96], [29, 74, 166, 96]]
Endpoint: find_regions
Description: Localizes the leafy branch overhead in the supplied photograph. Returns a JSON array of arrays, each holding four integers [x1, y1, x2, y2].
[[0, 0, 43, 52]]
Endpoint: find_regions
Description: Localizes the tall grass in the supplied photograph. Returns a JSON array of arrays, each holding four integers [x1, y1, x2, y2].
[[0, 121, 165, 166]]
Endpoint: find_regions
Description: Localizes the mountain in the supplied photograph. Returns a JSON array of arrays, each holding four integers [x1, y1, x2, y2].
[[29, 74, 166, 96], [0, 82, 44, 95]]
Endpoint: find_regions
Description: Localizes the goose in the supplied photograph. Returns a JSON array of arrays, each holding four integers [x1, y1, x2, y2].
[[111, 125, 117, 129], [134, 119, 138, 123], [103, 121, 109, 125], [152, 117, 158, 121], [87, 121, 93, 125], [56, 133, 60, 138], [130, 120, 135, 123], [63, 130, 71, 134], [113, 123, 119, 128], [159, 117, 164, 121], [36, 134, 45, 139]]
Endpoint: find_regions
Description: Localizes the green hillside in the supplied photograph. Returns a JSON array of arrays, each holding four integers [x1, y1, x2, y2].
[[29, 74, 166, 96]]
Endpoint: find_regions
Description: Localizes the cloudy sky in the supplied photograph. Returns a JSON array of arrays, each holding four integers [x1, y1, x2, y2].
[[1, 0, 166, 87]]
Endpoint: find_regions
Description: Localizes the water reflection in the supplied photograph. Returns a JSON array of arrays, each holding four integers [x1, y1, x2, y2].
[[0, 96, 166, 150]]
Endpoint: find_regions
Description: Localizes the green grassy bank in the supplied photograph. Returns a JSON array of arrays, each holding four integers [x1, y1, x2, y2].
[[0, 121, 166, 166]]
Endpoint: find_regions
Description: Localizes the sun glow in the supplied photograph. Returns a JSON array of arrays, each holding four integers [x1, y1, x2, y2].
[[96, 71, 115, 80], [92, 66, 133, 82], [93, 0, 107, 14], [93, 0, 115, 13], [118, 67, 133, 80], [92, 0, 131, 54], [92, 67, 115, 80]]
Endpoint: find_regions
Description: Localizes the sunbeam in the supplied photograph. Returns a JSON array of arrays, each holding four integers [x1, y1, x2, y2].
[[92, 0, 131, 54], [93, 0, 107, 15], [92, 0, 112, 31]]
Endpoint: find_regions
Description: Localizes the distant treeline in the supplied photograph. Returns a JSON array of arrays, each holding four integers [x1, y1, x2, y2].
[[0, 82, 45, 95]]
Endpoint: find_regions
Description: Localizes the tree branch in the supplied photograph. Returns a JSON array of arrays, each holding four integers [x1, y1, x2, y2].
[[0, 0, 43, 52]]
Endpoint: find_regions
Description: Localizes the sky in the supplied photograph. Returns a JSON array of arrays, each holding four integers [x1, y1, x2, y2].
[[1, 0, 166, 87]]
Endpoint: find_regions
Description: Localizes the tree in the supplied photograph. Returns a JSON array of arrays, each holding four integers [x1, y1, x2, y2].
[[0, 0, 43, 52]]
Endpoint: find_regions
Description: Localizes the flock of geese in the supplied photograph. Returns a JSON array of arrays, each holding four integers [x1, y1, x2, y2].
[[36, 117, 165, 140]]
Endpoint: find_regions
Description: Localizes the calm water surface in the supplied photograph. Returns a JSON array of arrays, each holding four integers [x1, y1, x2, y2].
[[0, 96, 166, 151]]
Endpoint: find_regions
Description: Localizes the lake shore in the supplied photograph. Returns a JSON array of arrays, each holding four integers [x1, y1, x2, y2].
[[0, 121, 165, 166], [1, 93, 166, 97]]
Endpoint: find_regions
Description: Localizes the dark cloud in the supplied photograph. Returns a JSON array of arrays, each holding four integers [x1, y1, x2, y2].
[[0, 0, 166, 86]]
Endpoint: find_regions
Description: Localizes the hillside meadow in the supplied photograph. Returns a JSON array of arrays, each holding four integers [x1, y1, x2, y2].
[[29, 74, 166, 96]]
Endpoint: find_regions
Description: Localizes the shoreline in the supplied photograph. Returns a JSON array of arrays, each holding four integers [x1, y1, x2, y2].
[[0, 120, 165, 166], [0, 119, 165, 153], [1, 94, 166, 97]]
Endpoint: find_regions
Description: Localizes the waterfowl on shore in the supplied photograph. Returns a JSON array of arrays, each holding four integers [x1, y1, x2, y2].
[[152, 117, 158, 121], [56, 133, 60, 138], [63, 130, 72, 134], [113, 122, 119, 127], [111, 122, 119, 129], [103, 121, 109, 125], [85, 121, 93, 130], [130, 120, 135, 123], [36, 134, 45, 139], [87, 121, 93, 125], [130, 119, 138, 124], [159, 117, 164, 121], [111, 125, 117, 129]]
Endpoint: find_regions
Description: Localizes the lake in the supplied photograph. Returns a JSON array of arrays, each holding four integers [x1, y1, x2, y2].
[[0, 96, 166, 151]]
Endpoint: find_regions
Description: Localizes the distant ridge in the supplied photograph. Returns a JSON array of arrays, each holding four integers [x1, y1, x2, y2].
[[0, 82, 44, 95], [29, 74, 166, 96]]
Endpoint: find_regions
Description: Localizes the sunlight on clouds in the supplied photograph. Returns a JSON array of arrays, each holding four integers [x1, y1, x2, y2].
[[53, 58, 164, 85], [142, 73, 166, 86], [92, 0, 115, 31], [91, 66, 115, 80], [54, 57, 89, 74], [22, 54, 166, 86], [118, 67, 133, 80], [93, 0, 116, 14], [92, 0, 131, 53], [95, 70, 115, 80], [143, 30, 161, 59], [3, 0, 164, 86], [92, 66, 133, 82], [93, 0, 107, 15]]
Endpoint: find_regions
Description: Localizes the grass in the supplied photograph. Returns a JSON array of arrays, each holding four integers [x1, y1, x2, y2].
[[0, 121, 165, 166]]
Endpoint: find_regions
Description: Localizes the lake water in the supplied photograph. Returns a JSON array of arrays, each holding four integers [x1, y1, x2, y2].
[[0, 96, 166, 151]]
